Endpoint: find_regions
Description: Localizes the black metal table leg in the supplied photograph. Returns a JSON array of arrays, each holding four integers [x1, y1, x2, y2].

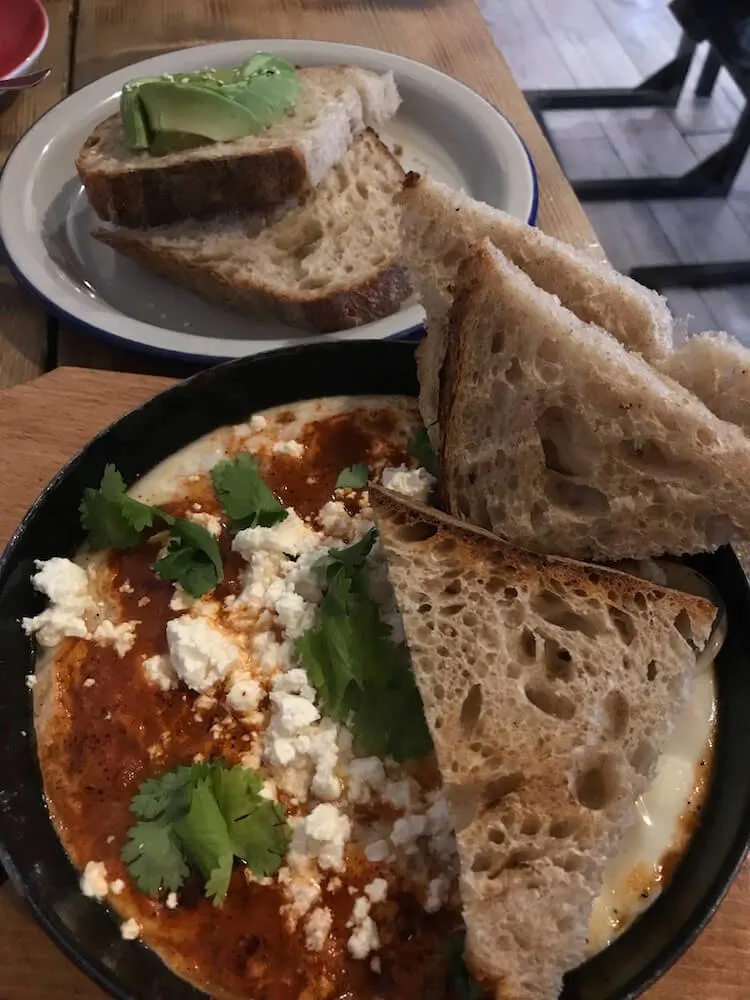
[[631, 261, 750, 290], [696, 47, 722, 97]]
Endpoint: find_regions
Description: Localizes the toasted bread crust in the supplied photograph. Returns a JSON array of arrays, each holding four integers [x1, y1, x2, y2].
[[95, 227, 411, 332], [370, 484, 715, 1000], [77, 119, 310, 228]]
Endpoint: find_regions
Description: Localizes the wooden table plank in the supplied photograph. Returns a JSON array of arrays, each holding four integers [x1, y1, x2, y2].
[[0, 0, 74, 389], [57, 0, 602, 370], [0, 366, 749, 1000]]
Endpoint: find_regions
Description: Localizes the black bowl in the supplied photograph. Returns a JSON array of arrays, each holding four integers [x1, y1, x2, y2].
[[1, 340, 749, 1000]]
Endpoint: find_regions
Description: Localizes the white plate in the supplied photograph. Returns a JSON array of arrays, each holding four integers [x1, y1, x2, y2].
[[0, 39, 538, 363]]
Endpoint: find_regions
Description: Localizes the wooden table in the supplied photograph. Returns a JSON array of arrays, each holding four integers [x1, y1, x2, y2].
[[3, 2, 746, 999]]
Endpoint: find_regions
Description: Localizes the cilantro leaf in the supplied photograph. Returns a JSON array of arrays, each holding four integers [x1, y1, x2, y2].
[[446, 933, 485, 1000], [153, 518, 223, 598], [122, 761, 291, 906], [130, 763, 209, 821], [322, 528, 377, 575], [296, 528, 432, 761], [230, 800, 292, 876], [335, 462, 369, 490], [122, 821, 188, 895], [408, 427, 439, 479], [173, 777, 235, 905], [210, 454, 287, 532], [79, 465, 156, 549]]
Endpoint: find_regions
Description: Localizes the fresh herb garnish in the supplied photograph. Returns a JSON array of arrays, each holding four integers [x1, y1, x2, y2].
[[210, 454, 288, 532], [122, 761, 291, 906], [408, 427, 439, 479], [335, 462, 369, 490], [80, 465, 223, 597], [79, 465, 157, 549], [153, 518, 223, 598], [296, 529, 433, 762], [446, 933, 485, 1000]]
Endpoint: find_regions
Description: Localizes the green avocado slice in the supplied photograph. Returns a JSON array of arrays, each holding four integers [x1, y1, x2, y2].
[[136, 80, 266, 144]]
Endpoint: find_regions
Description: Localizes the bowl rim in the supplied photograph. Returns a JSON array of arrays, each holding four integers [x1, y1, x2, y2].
[[1, 340, 750, 1000], [1, 0, 49, 81]]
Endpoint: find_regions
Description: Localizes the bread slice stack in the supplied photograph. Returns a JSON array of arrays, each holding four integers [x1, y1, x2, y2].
[[78, 65, 410, 332], [400, 174, 750, 562], [371, 485, 716, 1000]]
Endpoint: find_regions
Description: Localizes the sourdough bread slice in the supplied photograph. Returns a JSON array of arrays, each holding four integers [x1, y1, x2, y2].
[[370, 484, 715, 1000], [439, 240, 750, 561], [660, 331, 750, 435], [94, 130, 411, 333], [78, 65, 400, 228], [399, 173, 673, 439]]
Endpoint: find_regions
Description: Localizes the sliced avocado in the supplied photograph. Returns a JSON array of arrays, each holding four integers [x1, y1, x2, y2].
[[136, 80, 263, 143], [120, 84, 152, 150], [148, 131, 213, 156]]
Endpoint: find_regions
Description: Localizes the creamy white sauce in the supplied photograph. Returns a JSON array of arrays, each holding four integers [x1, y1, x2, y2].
[[588, 666, 716, 951]]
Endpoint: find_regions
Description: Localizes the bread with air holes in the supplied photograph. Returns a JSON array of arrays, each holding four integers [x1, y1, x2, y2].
[[438, 239, 750, 561], [398, 173, 673, 440], [370, 484, 715, 1000], [659, 331, 750, 436], [94, 130, 411, 333]]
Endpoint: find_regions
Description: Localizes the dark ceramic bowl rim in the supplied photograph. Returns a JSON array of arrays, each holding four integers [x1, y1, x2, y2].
[[1, 340, 749, 1000]]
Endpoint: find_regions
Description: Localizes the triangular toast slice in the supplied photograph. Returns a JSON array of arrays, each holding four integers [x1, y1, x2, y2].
[[398, 173, 673, 439], [660, 331, 750, 437], [370, 483, 716, 1000], [438, 240, 750, 561]]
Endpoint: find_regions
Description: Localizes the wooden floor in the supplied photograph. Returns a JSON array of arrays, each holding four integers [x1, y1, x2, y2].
[[479, 0, 750, 344]]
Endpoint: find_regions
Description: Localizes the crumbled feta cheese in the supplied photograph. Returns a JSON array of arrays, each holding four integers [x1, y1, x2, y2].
[[226, 676, 262, 713], [371, 957, 382, 974], [390, 814, 427, 853], [142, 653, 177, 692], [286, 547, 328, 603], [426, 795, 456, 861], [166, 892, 179, 909], [22, 558, 93, 646], [273, 668, 316, 701], [187, 511, 222, 536], [110, 879, 125, 895], [83, 677, 96, 688], [318, 500, 371, 543], [93, 619, 138, 657], [364, 840, 391, 863], [169, 585, 197, 611], [252, 630, 290, 672], [166, 617, 240, 692], [120, 918, 141, 940], [381, 465, 436, 503], [305, 906, 333, 952], [270, 690, 320, 733], [364, 878, 388, 904], [25, 674, 37, 690], [273, 439, 305, 458], [80, 861, 108, 899], [347, 757, 387, 804], [291, 803, 351, 872], [233, 510, 318, 560], [274, 588, 315, 640], [260, 780, 277, 801], [119, 580, 134, 594], [309, 726, 342, 802], [347, 895, 380, 960], [279, 864, 322, 924], [250, 414, 268, 431], [382, 780, 412, 811], [328, 877, 342, 892], [424, 876, 449, 913]]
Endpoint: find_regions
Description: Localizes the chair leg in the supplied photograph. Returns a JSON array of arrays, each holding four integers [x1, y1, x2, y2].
[[696, 47, 722, 97]]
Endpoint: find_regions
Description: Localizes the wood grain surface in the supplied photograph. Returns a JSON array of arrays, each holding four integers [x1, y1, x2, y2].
[[0, 0, 74, 389], [49, 0, 599, 372], [0, 365, 749, 1000]]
